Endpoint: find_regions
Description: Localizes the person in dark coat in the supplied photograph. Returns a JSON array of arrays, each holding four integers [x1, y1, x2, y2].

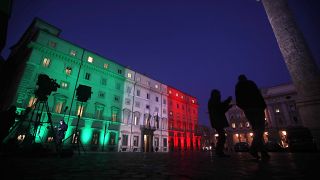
[[56, 120, 68, 146], [208, 89, 232, 157], [235, 74, 270, 160]]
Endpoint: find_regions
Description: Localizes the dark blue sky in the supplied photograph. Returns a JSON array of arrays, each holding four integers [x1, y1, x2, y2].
[[3, 0, 320, 127]]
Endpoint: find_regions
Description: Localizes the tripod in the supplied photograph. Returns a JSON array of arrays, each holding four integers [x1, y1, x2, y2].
[[23, 97, 58, 152], [63, 101, 86, 155]]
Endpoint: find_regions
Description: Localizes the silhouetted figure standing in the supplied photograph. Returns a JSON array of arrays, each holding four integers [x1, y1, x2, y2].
[[0, 105, 17, 144], [56, 120, 68, 149], [235, 74, 270, 160], [208, 89, 232, 157]]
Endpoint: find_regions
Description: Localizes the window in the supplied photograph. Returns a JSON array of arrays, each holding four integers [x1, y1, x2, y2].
[[28, 96, 37, 107], [156, 97, 159, 102], [95, 107, 104, 120], [49, 41, 56, 48], [162, 118, 167, 129], [133, 136, 139, 146], [70, 50, 76, 56], [109, 132, 116, 145], [176, 104, 179, 109], [136, 90, 140, 96], [135, 101, 140, 108], [98, 91, 105, 98], [114, 95, 120, 103], [118, 69, 122, 74], [163, 138, 167, 147], [146, 105, 150, 109], [133, 112, 140, 125], [42, 58, 50, 67], [91, 132, 99, 145], [126, 86, 132, 94], [136, 76, 141, 82], [155, 115, 159, 129], [123, 109, 131, 124], [85, 73, 91, 80], [275, 108, 280, 113], [155, 84, 159, 89], [72, 131, 80, 144], [111, 107, 119, 122], [163, 109, 166, 114], [65, 67, 72, 75], [122, 134, 128, 146], [104, 63, 109, 69], [54, 101, 64, 113], [77, 104, 85, 117], [61, 81, 68, 89], [125, 98, 131, 105], [147, 93, 150, 99], [163, 99, 166, 104], [115, 83, 121, 90], [232, 123, 236, 129], [154, 137, 159, 147], [54, 95, 67, 114], [87, 56, 93, 63], [192, 99, 195, 104], [101, 78, 107, 85], [95, 103, 104, 120], [127, 73, 132, 78]]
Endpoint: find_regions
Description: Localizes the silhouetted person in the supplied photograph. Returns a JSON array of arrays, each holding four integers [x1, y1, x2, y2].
[[208, 89, 232, 157], [0, 105, 17, 144], [56, 120, 68, 149], [235, 74, 270, 160]]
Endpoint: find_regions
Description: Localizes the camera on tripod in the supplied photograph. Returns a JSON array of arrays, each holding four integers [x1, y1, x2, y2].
[[35, 74, 60, 101]]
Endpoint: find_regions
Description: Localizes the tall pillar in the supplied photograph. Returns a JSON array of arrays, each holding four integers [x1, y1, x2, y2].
[[261, 0, 320, 148]]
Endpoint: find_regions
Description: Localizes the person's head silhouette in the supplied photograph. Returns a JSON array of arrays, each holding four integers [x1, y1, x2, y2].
[[238, 74, 247, 81], [211, 89, 221, 102]]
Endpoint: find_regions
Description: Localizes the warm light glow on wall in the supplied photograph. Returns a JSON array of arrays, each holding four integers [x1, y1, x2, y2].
[[281, 131, 287, 136], [249, 133, 253, 137]]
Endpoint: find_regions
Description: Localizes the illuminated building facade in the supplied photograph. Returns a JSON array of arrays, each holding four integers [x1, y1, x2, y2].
[[5, 18, 198, 152], [167, 87, 201, 151], [226, 83, 302, 149]]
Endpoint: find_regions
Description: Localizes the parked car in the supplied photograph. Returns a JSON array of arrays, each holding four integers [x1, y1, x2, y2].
[[286, 126, 318, 152], [265, 141, 285, 152], [234, 142, 249, 152]]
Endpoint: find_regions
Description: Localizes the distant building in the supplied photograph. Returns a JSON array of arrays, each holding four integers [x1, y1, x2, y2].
[[4, 18, 199, 152], [226, 83, 301, 148]]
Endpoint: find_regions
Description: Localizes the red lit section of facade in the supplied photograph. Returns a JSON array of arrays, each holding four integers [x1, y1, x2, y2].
[[167, 86, 200, 151]]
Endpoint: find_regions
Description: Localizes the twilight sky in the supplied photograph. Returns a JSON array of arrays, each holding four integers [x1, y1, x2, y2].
[[3, 0, 320, 127]]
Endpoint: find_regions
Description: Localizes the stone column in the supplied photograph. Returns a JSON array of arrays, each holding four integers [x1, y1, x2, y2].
[[261, 0, 320, 149]]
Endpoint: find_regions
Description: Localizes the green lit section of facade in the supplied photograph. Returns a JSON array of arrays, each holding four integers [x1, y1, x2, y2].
[[10, 19, 124, 151]]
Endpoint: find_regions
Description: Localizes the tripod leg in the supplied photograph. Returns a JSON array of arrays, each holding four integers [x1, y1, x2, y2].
[[45, 101, 59, 152]]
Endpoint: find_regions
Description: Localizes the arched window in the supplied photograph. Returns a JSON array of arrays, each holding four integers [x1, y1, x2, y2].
[[111, 106, 120, 122], [122, 108, 131, 124], [133, 111, 140, 125]]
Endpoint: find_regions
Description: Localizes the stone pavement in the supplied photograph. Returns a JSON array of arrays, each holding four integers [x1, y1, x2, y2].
[[1, 151, 319, 179]]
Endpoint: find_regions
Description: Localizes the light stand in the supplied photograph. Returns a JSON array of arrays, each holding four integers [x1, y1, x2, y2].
[[63, 84, 91, 155], [63, 102, 86, 155]]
